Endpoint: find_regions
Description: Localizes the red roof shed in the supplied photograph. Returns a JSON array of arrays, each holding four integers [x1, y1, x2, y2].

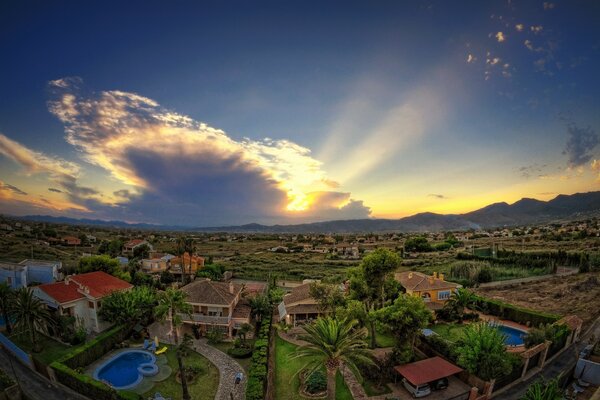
[[394, 356, 463, 386]]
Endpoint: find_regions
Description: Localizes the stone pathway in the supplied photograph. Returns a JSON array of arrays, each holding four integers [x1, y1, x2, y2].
[[148, 322, 246, 400]]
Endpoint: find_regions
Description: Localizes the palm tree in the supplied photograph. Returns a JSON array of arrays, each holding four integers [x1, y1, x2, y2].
[[445, 288, 474, 320], [11, 288, 54, 352], [292, 317, 375, 400], [248, 294, 271, 329], [0, 283, 14, 334], [175, 236, 187, 285], [183, 237, 195, 284], [155, 288, 193, 400]]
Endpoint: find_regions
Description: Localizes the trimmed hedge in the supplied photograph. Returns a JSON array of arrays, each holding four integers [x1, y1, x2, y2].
[[471, 295, 560, 327], [227, 347, 253, 358], [246, 314, 272, 400], [50, 324, 141, 400]]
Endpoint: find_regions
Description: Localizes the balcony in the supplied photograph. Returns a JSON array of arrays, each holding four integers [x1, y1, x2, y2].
[[179, 313, 231, 325]]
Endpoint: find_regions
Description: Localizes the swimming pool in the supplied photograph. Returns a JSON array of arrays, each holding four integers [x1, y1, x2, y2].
[[93, 350, 158, 390], [497, 325, 527, 346]]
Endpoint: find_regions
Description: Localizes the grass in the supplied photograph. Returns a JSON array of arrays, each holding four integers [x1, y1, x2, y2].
[[430, 323, 469, 342], [208, 339, 255, 372], [143, 344, 219, 400], [363, 378, 392, 396], [274, 335, 354, 400], [10, 332, 71, 365]]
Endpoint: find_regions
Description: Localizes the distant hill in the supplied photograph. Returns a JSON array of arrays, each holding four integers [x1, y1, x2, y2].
[[9, 191, 600, 233]]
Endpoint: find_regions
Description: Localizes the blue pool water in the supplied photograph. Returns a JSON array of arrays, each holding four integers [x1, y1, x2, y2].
[[94, 350, 157, 390], [497, 325, 527, 346]]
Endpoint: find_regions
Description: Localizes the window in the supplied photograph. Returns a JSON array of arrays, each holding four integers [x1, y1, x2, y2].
[[6, 277, 12, 285], [438, 291, 451, 300], [88, 301, 95, 309]]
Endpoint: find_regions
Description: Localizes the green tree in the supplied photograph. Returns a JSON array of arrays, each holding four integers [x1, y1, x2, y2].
[[184, 237, 195, 284], [237, 323, 253, 346], [248, 294, 271, 328], [196, 263, 224, 280], [443, 288, 475, 320], [175, 236, 187, 285], [347, 248, 402, 348], [133, 243, 151, 260], [455, 323, 513, 381], [372, 294, 432, 362], [404, 236, 433, 252], [11, 288, 54, 352], [521, 378, 562, 400], [154, 288, 193, 400], [78, 255, 120, 274], [99, 286, 157, 326], [292, 318, 375, 400], [0, 283, 14, 334], [309, 282, 345, 316]]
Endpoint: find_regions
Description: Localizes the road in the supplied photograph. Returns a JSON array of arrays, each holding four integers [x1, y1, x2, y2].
[[0, 349, 90, 400], [494, 316, 600, 399]]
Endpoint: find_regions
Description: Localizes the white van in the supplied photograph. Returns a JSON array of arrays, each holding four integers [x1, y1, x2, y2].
[[401, 378, 431, 398]]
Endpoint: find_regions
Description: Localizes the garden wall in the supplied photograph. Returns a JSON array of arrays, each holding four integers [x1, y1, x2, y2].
[[50, 324, 140, 400], [471, 295, 560, 326]]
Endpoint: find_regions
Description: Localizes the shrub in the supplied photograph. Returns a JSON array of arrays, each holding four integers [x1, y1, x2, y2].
[[471, 295, 560, 327], [0, 369, 15, 390], [228, 347, 253, 358], [246, 311, 272, 400], [305, 370, 327, 394], [206, 326, 224, 344]]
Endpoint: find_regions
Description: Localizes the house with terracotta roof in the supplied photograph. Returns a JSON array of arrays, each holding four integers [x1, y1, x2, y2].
[[278, 282, 323, 326], [123, 239, 153, 256], [32, 271, 133, 333], [178, 278, 250, 338], [62, 236, 81, 246], [395, 271, 461, 309], [170, 252, 204, 277]]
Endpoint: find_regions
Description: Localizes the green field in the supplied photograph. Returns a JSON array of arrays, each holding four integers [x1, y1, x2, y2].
[[10, 333, 71, 365]]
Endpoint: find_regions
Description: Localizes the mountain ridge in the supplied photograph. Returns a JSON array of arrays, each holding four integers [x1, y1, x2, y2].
[[5, 191, 600, 233]]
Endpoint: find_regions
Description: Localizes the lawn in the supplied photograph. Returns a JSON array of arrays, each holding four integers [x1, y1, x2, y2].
[[374, 327, 395, 348], [274, 335, 354, 400], [430, 323, 469, 342], [10, 333, 71, 365], [209, 339, 255, 372], [144, 344, 219, 400]]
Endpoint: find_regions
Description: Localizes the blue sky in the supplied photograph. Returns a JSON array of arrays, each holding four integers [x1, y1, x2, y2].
[[0, 0, 599, 226]]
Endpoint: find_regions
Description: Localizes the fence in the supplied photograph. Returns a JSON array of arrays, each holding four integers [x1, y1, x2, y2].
[[0, 332, 32, 368]]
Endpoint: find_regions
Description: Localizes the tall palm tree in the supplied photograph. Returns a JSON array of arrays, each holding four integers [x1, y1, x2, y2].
[[183, 237, 195, 284], [0, 283, 14, 334], [175, 236, 187, 285], [292, 317, 375, 400], [155, 288, 193, 400], [11, 288, 54, 352]]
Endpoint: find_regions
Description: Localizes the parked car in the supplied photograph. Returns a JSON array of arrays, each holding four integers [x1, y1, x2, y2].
[[401, 378, 431, 398], [431, 377, 448, 390]]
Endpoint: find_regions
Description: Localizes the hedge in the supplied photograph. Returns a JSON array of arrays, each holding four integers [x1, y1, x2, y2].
[[246, 314, 272, 400], [471, 295, 560, 327], [50, 324, 141, 400]]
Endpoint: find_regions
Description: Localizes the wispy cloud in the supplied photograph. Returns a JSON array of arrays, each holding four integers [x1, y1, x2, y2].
[[48, 187, 63, 193], [0, 181, 27, 196], [518, 163, 548, 179], [428, 193, 448, 200], [563, 124, 599, 167]]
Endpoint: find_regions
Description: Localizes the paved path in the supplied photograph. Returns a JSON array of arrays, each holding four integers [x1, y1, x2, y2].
[[0, 349, 90, 400], [149, 322, 246, 400], [478, 267, 578, 288], [494, 315, 600, 399]]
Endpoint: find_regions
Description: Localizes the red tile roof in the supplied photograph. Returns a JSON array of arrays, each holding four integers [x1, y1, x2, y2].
[[124, 239, 146, 248], [395, 271, 460, 291], [394, 357, 463, 386], [38, 271, 132, 304], [70, 271, 132, 298], [38, 281, 84, 304]]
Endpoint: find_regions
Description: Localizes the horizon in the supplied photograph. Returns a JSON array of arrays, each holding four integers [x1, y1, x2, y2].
[[1, 1, 599, 226]]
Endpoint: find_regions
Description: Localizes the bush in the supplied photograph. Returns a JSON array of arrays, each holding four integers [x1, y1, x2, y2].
[[305, 370, 327, 394], [471, 295, 560, 327], [246, 311, 272, 400], [228, 347, 253, 358], [0, 369, 15, 390]]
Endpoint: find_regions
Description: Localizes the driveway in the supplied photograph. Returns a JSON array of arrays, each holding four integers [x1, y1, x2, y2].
[[380, 376, 470, 400]]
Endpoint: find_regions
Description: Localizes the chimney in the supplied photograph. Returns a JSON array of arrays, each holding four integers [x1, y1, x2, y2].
[[229, 281, 234, 294], [408, 272, 413, 279], [439, 273, 445, 281], [428, 276, 434, 285]]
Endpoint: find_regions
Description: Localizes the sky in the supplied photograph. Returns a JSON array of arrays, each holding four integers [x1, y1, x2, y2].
[[0, 0, 599, 226]]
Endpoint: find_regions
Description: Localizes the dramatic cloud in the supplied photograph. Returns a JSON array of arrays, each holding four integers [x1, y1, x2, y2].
[[563, 124, 599, 167], [40, 78, 371, 225], [0, 181, 27, 196]]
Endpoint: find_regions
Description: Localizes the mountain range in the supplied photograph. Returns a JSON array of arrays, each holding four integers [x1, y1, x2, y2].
[[9, 191, 600, 233]]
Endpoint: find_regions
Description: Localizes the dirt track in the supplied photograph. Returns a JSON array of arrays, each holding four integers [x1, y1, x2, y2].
[[474, 271, 600, 328]]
